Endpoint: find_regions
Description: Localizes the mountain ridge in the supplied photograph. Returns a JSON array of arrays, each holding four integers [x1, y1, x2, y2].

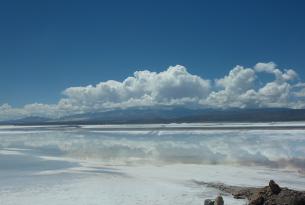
[[1, 107, 305, 125]]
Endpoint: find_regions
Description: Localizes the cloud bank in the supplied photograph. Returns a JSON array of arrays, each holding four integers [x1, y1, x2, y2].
[[1, 62, 305, 120]]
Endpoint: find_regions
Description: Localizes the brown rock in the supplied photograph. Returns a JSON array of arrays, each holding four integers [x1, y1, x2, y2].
[[195, 180, 305, 205], [214, 195, 224, 205], [249, 195, 264, 205]]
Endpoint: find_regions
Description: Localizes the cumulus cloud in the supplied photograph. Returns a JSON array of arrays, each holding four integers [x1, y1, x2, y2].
[[0, 103, 59, 120], [59, 65, 211, 113], [203, 65, 257, 108], [254, 62, 298, 82], [1, 62, 305, 120]]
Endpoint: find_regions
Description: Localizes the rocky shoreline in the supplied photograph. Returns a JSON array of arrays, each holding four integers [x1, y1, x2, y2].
[[195, 180, 305, 205]]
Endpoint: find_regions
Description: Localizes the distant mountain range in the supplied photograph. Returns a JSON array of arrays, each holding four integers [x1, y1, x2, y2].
[[1, 107, 305, 125]]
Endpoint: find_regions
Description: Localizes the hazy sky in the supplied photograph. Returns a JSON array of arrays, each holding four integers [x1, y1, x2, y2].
[[1, 0, 305, 120]]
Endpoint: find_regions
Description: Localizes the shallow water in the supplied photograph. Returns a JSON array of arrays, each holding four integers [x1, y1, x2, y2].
[[0, 123, 305, 205]]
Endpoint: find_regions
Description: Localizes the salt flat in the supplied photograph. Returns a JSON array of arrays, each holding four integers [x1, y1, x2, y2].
[[0, 123, 305, 205]]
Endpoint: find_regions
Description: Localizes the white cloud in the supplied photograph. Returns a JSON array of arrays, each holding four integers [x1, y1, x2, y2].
[[59, 65, 211, 112], [215, 65, 256, 92], [1, 62, 305, 120], [0, 103, 59, 120], [254, 62, 298, 82], [204, 65, 256, 108], [256, 82, 291, 107]]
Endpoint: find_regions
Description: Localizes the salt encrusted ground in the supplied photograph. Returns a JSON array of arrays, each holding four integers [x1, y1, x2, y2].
[[0, 123, 305, 205]]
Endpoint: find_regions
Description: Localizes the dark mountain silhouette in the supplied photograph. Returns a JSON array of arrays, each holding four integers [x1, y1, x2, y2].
[[1, 107, 305, 125]]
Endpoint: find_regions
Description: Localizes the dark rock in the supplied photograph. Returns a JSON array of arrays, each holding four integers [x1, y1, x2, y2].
[[269, 180, 281, 194], [194, 180, 305, 205], [204, 199, 214, 205]]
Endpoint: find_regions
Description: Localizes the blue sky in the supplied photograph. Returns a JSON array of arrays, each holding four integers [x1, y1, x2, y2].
[[0, 0, 305, 119]]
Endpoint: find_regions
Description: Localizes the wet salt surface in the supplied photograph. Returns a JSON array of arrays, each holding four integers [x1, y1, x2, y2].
[[0, 123, 305, 205]]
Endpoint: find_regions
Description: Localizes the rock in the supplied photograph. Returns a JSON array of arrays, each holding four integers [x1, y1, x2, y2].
[[249, 195, 264, 205], [269, 180, 281, 194], [204, 199, 214, 205], [214, 195, 224, 205], [195, 180, 305, 205]]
